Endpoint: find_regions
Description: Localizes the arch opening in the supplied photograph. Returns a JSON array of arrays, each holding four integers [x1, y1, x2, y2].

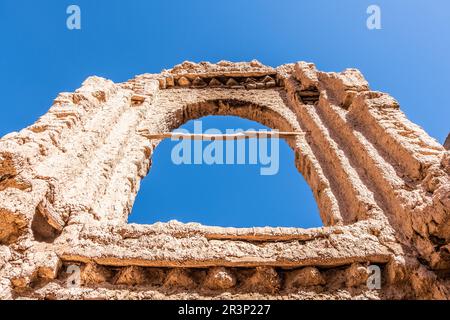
[[129, 114, 322, 228]]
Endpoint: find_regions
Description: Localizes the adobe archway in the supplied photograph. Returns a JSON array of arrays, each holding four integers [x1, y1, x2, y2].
[[0, 60, 448, 299], [137, 94, 345, 228]]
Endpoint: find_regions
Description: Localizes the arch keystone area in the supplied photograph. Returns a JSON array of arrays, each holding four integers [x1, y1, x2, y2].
[[0, 61, 449, 299]]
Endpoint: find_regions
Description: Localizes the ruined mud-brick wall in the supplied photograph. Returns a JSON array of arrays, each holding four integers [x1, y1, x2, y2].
[[0, 60, 449, 300]]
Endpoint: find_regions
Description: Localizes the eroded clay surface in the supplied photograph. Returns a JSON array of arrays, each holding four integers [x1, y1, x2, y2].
[[0, 60, 449, 299]]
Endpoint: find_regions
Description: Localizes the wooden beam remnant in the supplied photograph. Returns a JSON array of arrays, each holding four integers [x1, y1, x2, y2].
[[137, 129, 305, 141]]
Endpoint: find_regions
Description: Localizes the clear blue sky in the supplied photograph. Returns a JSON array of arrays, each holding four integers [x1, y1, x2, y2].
[[0, 1, 448, 227]]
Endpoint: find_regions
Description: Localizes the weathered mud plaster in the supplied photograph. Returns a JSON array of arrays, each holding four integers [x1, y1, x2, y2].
[[0, 60, 449, 299]]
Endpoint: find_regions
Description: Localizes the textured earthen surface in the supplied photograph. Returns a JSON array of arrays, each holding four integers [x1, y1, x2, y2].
[[0, 60, 449, 300]]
